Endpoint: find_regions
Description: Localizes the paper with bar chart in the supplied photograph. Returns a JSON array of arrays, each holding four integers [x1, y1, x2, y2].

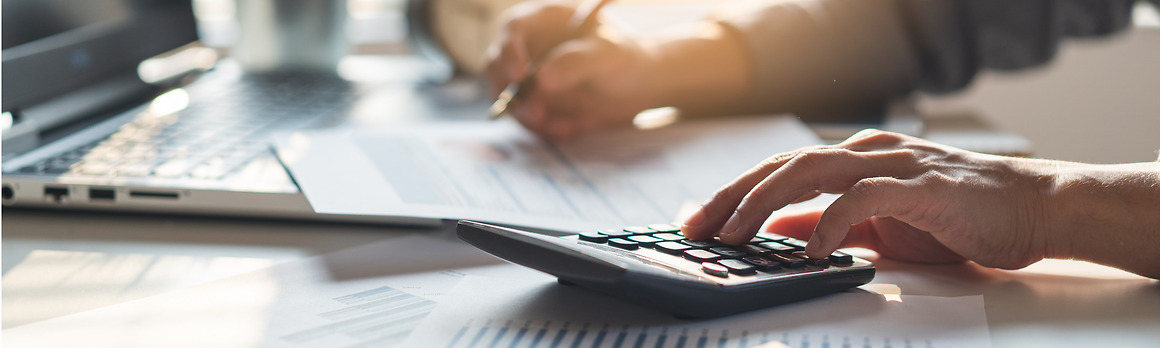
[[404, 276, 991, 348]]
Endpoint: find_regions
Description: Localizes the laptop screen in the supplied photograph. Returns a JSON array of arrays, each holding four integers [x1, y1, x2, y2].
[[1, 0, 198, 117]]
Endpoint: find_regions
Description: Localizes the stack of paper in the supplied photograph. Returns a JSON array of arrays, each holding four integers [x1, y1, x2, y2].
[[274, 116, 823, 232]]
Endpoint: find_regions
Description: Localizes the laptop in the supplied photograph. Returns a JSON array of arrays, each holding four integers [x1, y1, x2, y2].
[[1, 0, 436, 225]]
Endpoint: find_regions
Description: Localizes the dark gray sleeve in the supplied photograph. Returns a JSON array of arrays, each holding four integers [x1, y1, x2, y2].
[[715, 0, 1140, 120]]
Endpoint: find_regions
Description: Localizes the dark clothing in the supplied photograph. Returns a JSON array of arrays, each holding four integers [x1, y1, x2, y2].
[[716, 0, 1148, 120]]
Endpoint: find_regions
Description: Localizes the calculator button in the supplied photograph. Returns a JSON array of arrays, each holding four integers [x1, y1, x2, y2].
[[736, 245, 770, 256], [778, 238, 808, 251], [578, 232, 608, 243], [648, 224, 682, 233], [682, 239, 724, 248], [718, 259, 758, 275], [627, 235, 662, 247], [608, 238, 640, 250], [828, 250, 854, 264], [623, 226, 654, 234], [754, 233, 789, 241], [652, 233, 685, 241], [655, 241, 692, 255], [791, 251, 831, 267], [767, 254, 807, 268], [598, 229, 634, 237], [708, 247, 747, 259], [746, 236, 771, 244], [757, 241, 796, 254], [700, 262, 729, 277], [684, 249, 722, 262], [741, 256, 782, 272]]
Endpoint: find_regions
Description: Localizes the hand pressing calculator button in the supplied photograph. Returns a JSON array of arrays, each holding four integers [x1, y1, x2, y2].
[[456, 220, 875, 318]]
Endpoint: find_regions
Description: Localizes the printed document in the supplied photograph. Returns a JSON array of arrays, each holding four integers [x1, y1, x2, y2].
[[1, 236, 546, 348], [404, 276, 992, 348], [274, 116, 822, 232]]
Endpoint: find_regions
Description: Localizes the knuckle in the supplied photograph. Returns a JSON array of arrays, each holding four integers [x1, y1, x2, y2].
[[789, 148, 848, 170], [849, 177, 896, 198], [844, 129, 905, 147], [849, 128, 886, 140], [502, 14, 525, 31], [917, 171, 954, 187]]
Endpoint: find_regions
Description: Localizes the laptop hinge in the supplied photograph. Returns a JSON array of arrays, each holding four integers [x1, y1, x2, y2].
[[2, 73, 152, 157]]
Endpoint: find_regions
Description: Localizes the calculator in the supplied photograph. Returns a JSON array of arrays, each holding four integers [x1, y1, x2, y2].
[[456, 220, 875, 318]]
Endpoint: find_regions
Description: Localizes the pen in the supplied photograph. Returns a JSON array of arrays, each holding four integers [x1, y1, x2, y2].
[[487, 0, 615, 120]]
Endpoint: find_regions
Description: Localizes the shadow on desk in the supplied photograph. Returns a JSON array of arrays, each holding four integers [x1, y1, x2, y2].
[[867, 256, 1160, 328]]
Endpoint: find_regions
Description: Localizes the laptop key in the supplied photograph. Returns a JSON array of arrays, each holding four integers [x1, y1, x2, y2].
[[44, 167, 70, 175], [116, 163, 156, 177], [17, 165, 44, 174], [153, 159, 193, 178]]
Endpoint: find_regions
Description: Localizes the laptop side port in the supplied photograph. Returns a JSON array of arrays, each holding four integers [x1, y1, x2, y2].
[[128, 190, 179, 199], [44, 186, 69, 203], [89, 188, 116, 201], [2, 185, 13, 201]]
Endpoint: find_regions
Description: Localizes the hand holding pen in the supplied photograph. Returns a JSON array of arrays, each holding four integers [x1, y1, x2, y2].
[[488, 0, 614, 120], [483, 0, 662, 141]]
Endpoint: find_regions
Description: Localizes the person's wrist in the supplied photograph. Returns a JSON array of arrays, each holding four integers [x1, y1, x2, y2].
[[1033, 160, 1078, 261], [1000, 156, 1076, 263]]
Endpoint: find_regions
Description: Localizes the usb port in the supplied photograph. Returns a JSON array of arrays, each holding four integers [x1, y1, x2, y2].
[[44, 186, 69, 203], [89, 188, 115, 201]]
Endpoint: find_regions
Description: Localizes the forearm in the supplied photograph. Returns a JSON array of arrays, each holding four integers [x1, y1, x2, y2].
[[712, 0, 922, 119], [637, 23, 752, 115], [1047, 161, 1160, 279]]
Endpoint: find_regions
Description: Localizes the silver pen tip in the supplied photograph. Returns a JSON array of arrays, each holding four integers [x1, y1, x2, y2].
[[488, 84, 519, 120]]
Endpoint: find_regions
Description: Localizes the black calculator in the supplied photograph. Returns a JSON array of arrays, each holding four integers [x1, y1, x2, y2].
[[457, 220, 875, 318]]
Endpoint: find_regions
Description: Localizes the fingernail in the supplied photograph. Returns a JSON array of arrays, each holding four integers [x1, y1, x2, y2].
[[805, 235, 826, 257], [682, 208, 706, 231], [719, 215, 741, 241]]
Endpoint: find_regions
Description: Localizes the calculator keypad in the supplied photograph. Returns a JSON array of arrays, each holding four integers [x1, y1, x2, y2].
[[570, 224, 858, 282]]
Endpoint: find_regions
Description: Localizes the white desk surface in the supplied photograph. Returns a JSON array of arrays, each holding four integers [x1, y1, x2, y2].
[[3, 207, 1158, 347]]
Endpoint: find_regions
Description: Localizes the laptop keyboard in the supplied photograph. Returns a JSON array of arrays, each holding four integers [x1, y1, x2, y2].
[[15, 73, 354, 181]]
